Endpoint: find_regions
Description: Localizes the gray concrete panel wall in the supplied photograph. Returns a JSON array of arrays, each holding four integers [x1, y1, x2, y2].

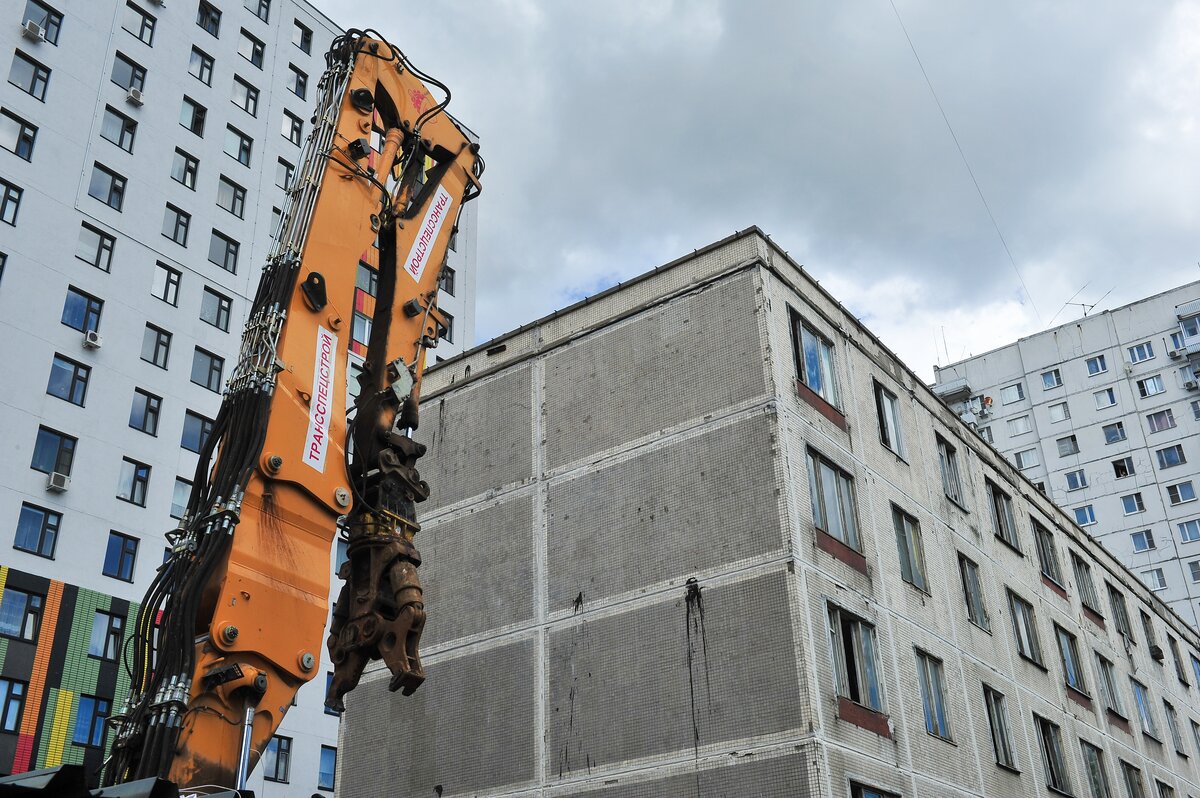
[[567, 750, 815, 797], [416, 366, 533, 509], [418, 496, 535, 647], [341, 638, 537, 797], [543, 271, 767, 469], [547, 569, 802, 778], [547, 411, 782, 608]]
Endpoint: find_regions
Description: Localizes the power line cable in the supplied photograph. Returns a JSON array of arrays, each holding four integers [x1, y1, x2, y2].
[[888, 0, 1042, 325]]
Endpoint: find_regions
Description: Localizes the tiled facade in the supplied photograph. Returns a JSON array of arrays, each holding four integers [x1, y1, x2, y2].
[[342, 230, 1200, 798]]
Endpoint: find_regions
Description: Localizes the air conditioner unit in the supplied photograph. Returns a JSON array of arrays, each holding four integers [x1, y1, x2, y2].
[[1185, 379, 1198, 390], [46, 472, 69, 492], [83, 330, 103, 349], [20, 20, 44, 41], [1169, 348, 1182, 359], [126, 87, 144, 106]]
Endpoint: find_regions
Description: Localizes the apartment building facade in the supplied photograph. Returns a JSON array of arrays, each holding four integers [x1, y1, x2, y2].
[[933, 282, 1200, 629], [0, 0, 477, 792], [341, 229, 1200, 798]]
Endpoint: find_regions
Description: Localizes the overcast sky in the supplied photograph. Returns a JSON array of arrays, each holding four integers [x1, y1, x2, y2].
[[316, 0, 1200, 381]]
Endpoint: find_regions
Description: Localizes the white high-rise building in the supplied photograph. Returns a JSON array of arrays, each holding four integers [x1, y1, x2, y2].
[[0, 0, 476, 792], [933, 281, 1200, 628]]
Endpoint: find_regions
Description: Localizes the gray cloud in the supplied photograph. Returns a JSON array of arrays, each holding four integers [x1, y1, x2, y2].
[[316, 0, 1200, 378]]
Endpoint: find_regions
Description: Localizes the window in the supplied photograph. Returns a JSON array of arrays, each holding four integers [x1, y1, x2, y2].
[[1191, 560, 1200, 582], [72, 696, 108, 747], [239, 29, 264, 67], [0, 110, 37, 160], [196, 0, 221, 36], [1080, 741, 1113, 798], [1074, 505, 1096, 526], [1129, 341, 1155, 363], [1137, 374, 1165, 398], [87, 164, 125, 211], [245, 0, 270, 21], [1008, 590, 1043, 664], [162, 204, 190, 245], [936, 435, 965, 505], [978, 426, 993, 444], [282, 110, 303, 145], [270, 206, 282, 238], [1054, 435, 1079, 457], [1147, 408, 1176, 432], [318, 745, 336, 791], [1130, 679, 1158, 737], [1121, 493, 1145, 514], [216, 176, 246, 218], [190, 348, 224, 392], [1107, 584, 1133, 641], [276, 157, 294, 189], [47, 354, 89, 406], [356, 262, 378, 295], [912, 649, 951, 739], [1112, 457, 1135, 479], [262, 734, 292, 782], [102, 531, 137, 581], [117, 457, 150, 506], [1121, 761, 1147, 798], [1182, 522, 1200, 548], [1086, 354, 1108, 375], [88, 610, 122, 660], [129, 389, 161, 435], [1194, 399, 1200, 420], [1040, 368, 1063, 389], [1164, 700, 1185, 753], [167, 151, 198, 192], [1168, 481, 1196, 505], [791, 311, 840, 408], [224, 125, 252, 166], [1007, 415, 1032, 436], [207, 230, 239, 272], [9, 51, 49, 100], [182, 410, 214, 453], [892, 506, 926, 591], [1066, 469, 1088, 491], [1142, 568, 1167, 591], [201, 287, 231, 331], [828, 604, 883, 711], [188, 47, 213, 85], [1156, 444, 1186, 469], [1033, 520, 1063, 584], [1034, 714, 1071, 794], [1048, 401, 1070, 423], [31, 426, 75, 475], [1055, 625, 1088, 694], [807, 449, 859, 550], [287, 64, 307, 99], [439, 266, 456, 295], [110, 52, 145, 92], [153, 262, 181, 306], [22, 1, 62, 44], [141, 323, 171, 368], [351, 309, 371, 350], [293, 19, 312, 53], [1103, 421, 1126, 444], [1156, 781, 1175, 798], [1140, 610, 1158, 649], [1095, 653, 1125, 717], [0, 179, 20, 226], [981, 684, 1016, 769], [1071, 553, 1101, 612], [987, 480, 1020, 549], [171, 478, 192, 519], [0, 588, 42, 642], [1000, 383, 1024, 404], [76, 223, 114, 271], [0, 680, 26, 732], [1014, 449, 1039, 470], [180, 97, 206, 136], [15, 503, 58, 558], [1131, 529, 1155, 552], [1094, 388, 1117, 409], [440, 311, 454, 343], [232, 76, 258, 115], [123, 2, 155, 44]]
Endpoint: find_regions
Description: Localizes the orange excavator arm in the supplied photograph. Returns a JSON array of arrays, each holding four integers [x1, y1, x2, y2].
[[102, 29, 482, 791]]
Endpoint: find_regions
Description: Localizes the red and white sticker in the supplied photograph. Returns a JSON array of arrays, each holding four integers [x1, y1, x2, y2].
[[402, 185, 453, 283], [303, 325, 338, 472]]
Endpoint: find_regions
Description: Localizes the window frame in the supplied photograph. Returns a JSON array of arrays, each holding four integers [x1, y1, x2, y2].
[[31, 425, 76, 476], [958, 553, 990, 631], [141, 323, 171, 369], [874, 380, 905, 457], [0, 587, 43, 643], [1007, 588, 1044, 666], [128, 388, 161, 436], [9, 50, 50, 101], [200, 287, 232, 332], [46, 353, 90, 406], [1034, 714, 1072, 795], [188, 46, 214, 86], [116, 457, 151, 507], [892, 504, 927, 592], [152, 261, 181, 306], [14, 503, 59, 558], [915, 648, 951, 740], [122, 1, 156, 44], [987, 480, 1021, 551], [87, 163, 126, 211], [190, 347, 224, 393], [102, 530, 138, 582], [828, 604, 884, 712], [807, 448, 860, 552], [1054, 624, 1088, 696], [22, 1, 62, 45], [76, 223, 114, 271], [0, 109, 37, 161]]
